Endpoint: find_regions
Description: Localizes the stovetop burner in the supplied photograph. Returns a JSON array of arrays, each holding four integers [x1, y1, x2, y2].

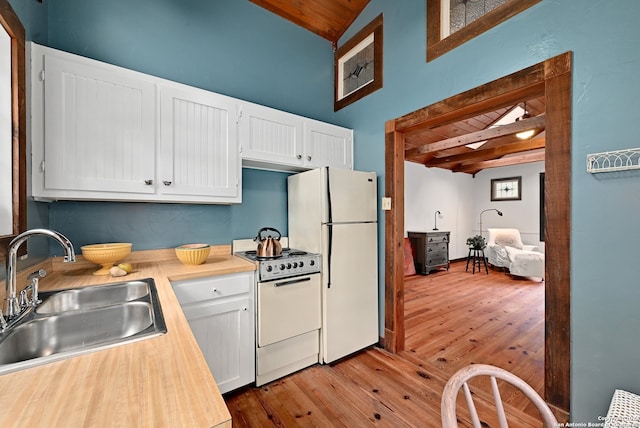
[[241, 248, 305, 261], [235, 247, 321, 281]]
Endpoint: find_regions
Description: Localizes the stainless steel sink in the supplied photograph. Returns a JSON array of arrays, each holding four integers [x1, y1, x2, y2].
[[36, 280, 150, 314], [0, 278, 167, 375]]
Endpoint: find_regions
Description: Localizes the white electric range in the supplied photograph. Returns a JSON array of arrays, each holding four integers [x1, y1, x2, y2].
[[233, 239, 322, 386]]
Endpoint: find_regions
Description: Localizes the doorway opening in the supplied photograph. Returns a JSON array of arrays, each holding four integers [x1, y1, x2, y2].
[[383, 52, 572, 414]]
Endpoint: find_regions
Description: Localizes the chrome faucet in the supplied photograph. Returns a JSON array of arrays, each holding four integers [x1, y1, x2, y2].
[[4, 229, 76, 319]]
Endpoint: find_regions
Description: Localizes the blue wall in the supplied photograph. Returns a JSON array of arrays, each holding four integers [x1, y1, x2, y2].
[[29, 0, 334, 253], [11, 0, 640, 423], [48, 169, 291, 250], [336, 0, 640, 423], [47, 0, 336, 121]]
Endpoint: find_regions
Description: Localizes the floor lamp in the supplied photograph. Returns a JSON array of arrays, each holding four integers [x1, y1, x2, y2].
[[479, 209, 503, 237]]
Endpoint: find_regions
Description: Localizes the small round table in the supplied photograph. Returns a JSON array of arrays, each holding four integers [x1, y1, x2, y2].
[[466, 247, 488, 274]]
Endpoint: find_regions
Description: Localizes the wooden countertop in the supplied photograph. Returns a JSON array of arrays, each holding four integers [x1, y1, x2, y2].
[[0, 245, 256, 428]]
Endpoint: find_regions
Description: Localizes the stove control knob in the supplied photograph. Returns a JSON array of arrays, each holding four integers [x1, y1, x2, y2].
[[293, 262, 298, 268], [299, 261, 304, 267], [309, 260, 315, 266], [287, 263, 292, 269], [279, 264, 285, 270], [266, 265, 273, 272]]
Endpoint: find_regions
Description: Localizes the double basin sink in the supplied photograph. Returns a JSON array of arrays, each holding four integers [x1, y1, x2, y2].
[[0, 278, 167, 375]]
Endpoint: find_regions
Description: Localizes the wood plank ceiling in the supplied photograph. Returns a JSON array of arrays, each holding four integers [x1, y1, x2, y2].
[[248, 0, 370, 44], [250, 0, 546, 175], [403, 95, 546, 175]]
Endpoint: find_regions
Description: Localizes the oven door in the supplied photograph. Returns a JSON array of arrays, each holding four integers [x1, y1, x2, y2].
[[257, 273, 321, 347]]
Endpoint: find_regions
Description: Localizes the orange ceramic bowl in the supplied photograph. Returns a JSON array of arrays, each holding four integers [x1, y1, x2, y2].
[[175, 243, 211, 265], [81, 243, 132, 275]]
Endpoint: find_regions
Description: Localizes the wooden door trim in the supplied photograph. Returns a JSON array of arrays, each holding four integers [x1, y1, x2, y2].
[[383, 52, 572, 412]]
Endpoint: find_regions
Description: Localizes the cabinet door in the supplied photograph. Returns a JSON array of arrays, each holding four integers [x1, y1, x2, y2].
[[303, 119, 353, 170], [181, 297, 254, 394], [238, 102, 304, 169], [42, 53, 156, 194], [159, 84, 240, 200]]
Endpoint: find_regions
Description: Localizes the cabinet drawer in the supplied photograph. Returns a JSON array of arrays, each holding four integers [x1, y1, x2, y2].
[[427, 233, 449, 243], [427, 249, 447, 259], [427, 243, 448, 253], [172, 272, 253, 305], [427, 254, 448, 266]]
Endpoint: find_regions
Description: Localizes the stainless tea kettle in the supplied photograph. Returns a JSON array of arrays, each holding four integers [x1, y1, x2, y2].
[[254, 227, 283, 258]]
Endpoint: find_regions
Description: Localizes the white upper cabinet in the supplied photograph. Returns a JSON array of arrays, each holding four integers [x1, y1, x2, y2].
[[304, 118, 353, 170], [30, 42, 354, 203], [33, 47, 157, 196], [239, 102, 353, 172], [238, 102, 305, 169], [159, 84, 239, 199], [30, 43, 241, 204]]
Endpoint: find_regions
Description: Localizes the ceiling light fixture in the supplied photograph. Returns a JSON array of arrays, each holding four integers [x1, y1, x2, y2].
[[515, 101, 535, 139]]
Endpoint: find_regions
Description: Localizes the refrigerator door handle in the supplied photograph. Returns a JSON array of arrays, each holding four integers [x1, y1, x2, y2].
[[325, 166, 333, 289], [325, 166, 333, 224], [327, 224, 333, 288]]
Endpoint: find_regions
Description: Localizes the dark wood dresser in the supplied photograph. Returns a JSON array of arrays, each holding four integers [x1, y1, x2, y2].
[[408, 231, 450, 275]]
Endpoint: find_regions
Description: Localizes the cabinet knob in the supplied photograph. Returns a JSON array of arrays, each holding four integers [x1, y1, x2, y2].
[[297, 154, 302, 160], [163, 180, 172, 186], [144, 179, 153, 185], [307, 155, 311, 161], [243, 307, 247, 311], [212, 288, 217, 293]]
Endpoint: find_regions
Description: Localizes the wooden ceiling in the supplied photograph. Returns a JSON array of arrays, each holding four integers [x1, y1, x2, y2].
[[250, 0, 545, 175], [249, 0, 370, 44], [404, 96, 546, 175]]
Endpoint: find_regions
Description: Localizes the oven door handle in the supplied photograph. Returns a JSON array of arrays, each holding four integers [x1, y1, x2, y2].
[[274, 277, 311, 287]]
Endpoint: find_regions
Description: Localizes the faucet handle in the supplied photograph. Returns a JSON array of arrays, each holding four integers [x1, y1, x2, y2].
[[19, 288, 28, 307], [28, 269, 46, 281], [27, 269, 46, 306]]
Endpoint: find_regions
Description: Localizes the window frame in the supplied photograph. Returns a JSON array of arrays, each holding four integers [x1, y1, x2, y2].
[[427, 0, 541, 62], [490, 176, 522, 201], [0, 0, 27, 259], [334, 14, 383, 112]]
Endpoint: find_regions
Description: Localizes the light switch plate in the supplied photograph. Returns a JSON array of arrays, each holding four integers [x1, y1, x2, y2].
[[381, 197, 391, 210]]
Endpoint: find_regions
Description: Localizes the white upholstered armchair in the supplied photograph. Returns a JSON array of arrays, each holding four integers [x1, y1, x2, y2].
[[486, 228, 545, 279]]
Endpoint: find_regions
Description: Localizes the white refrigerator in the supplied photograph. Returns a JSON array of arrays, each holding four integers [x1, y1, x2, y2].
[[288, 167, 378, 363]]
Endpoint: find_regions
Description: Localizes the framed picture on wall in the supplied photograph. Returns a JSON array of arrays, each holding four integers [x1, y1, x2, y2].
[[491, 176, 521, 201], [334, 14, 383, 111]]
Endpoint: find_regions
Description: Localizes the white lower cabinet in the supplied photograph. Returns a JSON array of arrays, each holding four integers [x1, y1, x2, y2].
[[171, 272, 255, 394]]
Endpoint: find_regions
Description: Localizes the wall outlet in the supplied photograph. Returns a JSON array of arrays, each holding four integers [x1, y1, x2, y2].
[[381, 197, 392, 210]]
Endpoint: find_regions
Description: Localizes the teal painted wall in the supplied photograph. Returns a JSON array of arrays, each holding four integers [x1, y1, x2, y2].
[[32, 0, 337, 253], [335, 0, 640, 423], [10, 0, 640, 422], [48, 169, 291, 249]]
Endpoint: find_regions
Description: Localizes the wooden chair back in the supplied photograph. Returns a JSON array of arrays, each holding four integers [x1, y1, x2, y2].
[[441, 364, 557, 428]]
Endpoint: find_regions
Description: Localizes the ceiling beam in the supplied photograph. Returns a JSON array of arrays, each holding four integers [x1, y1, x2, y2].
[[454, 151, 545, 174], [405, 115, 545, 157], [423, 136, 546, 168]]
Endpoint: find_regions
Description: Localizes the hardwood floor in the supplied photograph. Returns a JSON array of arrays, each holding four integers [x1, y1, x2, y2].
[[225, 261, 546, 427]]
